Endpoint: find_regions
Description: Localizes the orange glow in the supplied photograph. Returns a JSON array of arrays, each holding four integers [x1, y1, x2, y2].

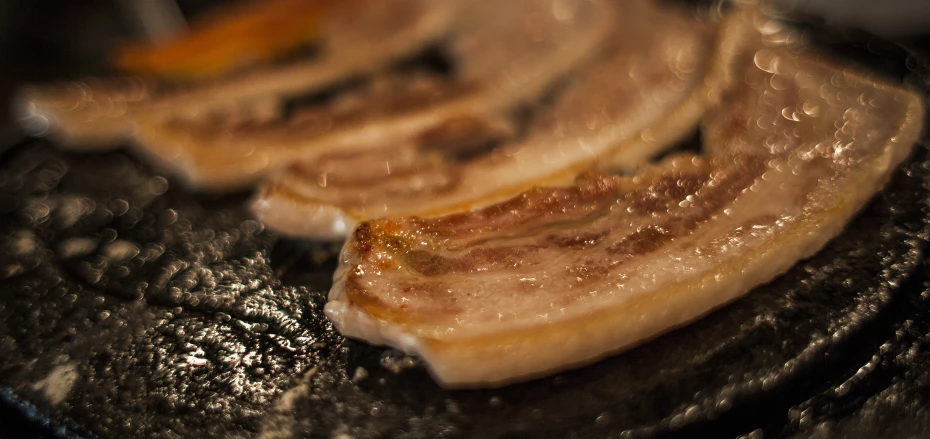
[[115, 0, 330, 80]]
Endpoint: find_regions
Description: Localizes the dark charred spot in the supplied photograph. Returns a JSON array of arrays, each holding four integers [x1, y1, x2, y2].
[[391, 43, 457, 78], [353, 221, 412, 265], [353, 223, 375, 256]]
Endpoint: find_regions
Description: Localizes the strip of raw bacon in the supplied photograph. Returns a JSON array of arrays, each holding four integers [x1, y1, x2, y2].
[[15, 0, 457, 148], [325, 7, 924, 387], [130, 0, 613, 190], [254, 0, 719, 238]]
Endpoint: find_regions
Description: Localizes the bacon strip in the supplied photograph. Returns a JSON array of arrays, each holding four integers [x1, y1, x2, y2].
[[131, 0, 613, 190], [325, 8, 924, 387], [254, 0, 720, 238], [15, 0, 458, 148]]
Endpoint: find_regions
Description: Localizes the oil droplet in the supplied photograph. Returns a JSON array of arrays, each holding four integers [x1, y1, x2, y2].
[[102, 240, 141, 264], [57, 237, 98, 259], [351, 366, 368, 383], [148, 177, 169, 196], [12, 230, 38, 255], [379, 350, 417, 374]]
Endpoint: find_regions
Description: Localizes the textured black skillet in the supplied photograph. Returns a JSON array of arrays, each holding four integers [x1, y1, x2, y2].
[[2, 3, 930, 439]]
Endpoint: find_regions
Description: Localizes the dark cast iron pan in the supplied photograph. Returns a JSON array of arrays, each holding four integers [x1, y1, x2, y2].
[[2, 1, 930, 438]]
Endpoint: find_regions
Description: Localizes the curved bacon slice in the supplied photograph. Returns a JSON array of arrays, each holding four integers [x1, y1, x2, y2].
[[130, 0, 613, 190], [15, 0, 457, 147], [325, 10, 924, 387], [254, 0, 720, 238]]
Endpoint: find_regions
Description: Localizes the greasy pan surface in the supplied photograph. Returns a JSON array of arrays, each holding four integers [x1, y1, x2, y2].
[[2, 4, 930, 439]]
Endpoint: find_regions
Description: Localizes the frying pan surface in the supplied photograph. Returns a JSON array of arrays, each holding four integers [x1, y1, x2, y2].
[[1, 2, 930, 438]]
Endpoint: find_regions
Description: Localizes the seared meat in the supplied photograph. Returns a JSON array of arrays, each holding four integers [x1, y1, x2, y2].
[[325, 7, 923, 387], [132, 0, 613, 189], [254, 0, 719, 238]]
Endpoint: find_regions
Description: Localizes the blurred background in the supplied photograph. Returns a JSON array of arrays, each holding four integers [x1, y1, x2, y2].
[[0, 0, 929, 147], [0, 0, 227, 148]]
